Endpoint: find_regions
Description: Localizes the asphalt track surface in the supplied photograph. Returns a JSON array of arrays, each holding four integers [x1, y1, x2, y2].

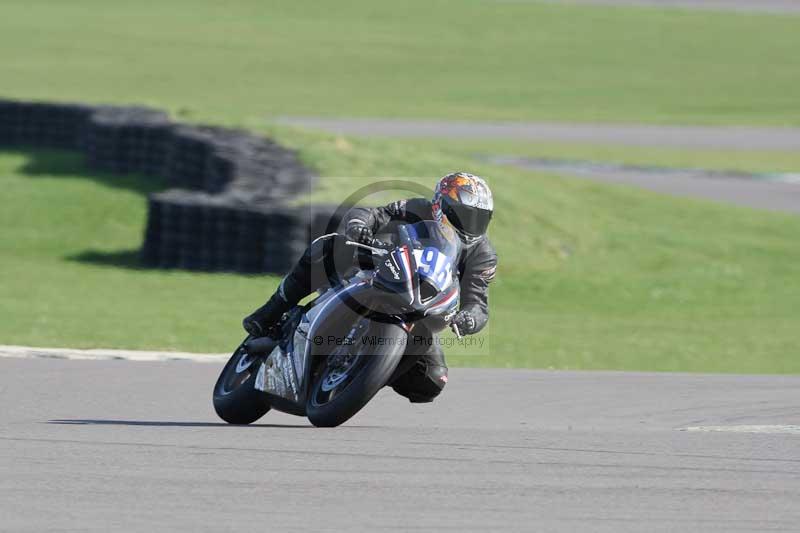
[[2, 357, 800, 532], [487, 157, 800, 214], [274, 118, 800, 150]]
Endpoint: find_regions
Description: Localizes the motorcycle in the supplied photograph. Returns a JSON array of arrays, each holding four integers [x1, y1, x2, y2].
[[212, 220, 463, 427]]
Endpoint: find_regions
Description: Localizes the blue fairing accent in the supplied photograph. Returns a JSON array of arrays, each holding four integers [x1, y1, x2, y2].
[[406, 222, 419, 243]]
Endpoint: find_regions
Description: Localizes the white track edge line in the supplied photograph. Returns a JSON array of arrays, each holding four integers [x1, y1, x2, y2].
[[681, 425, 800, 434], [0, 345, 226, 363]]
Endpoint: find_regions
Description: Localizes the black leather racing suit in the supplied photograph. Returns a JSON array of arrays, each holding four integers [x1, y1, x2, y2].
[[279, 198, 498, 403]]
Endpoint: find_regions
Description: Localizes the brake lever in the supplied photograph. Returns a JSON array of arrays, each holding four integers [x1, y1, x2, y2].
[[450, 321, 463, 339], [345, 240, 390, 257]]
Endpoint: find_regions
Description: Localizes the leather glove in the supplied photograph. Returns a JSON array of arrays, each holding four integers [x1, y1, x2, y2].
[[346, 223, 374, 246], [450, 310, 477, 336]]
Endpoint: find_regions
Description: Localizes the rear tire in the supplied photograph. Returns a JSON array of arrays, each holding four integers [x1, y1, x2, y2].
[[213, 339, 271, 424], [306, 322, 405, 427]]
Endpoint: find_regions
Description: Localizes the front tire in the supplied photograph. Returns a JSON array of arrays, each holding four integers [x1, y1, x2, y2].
[[306, 322, 406, 427], [212, 339, 271, 424]]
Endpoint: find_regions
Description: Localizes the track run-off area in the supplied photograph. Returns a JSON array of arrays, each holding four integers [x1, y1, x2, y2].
[[274, 117, 800, 215], [272, 118, 800, 150], [2, 355, 799, 532]]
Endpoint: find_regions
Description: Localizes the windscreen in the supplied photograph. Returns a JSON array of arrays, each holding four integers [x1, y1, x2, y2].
[[403, 220, 461, 291]]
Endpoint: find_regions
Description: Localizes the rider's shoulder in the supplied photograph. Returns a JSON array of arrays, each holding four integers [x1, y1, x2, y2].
[[466, 237, 497, 266], [463, 238, 497, 283]]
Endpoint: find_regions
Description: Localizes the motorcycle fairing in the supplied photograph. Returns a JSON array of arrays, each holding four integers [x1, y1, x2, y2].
[[424, 285, 459, 317], [260, 347, 300, 401], [254, 279, 373, 405], [253, 311, 307, 402], [395, 244, 417, 305]]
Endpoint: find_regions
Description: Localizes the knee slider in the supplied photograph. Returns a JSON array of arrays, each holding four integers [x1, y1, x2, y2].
[[392, 362, 448, 403]]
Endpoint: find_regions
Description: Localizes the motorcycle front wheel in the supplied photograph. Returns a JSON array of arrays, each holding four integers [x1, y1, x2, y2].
[[306, 321, 405, 427]]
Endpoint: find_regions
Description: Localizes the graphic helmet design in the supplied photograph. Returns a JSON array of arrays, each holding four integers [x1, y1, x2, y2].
[[432, 172, 494, 246]]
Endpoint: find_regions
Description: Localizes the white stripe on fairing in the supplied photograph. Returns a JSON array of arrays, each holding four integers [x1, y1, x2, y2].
[[0, 345, 225, 363], [399, 246, 414, 304], [307, 282, 366, 340], [681, 425, 800, 435]]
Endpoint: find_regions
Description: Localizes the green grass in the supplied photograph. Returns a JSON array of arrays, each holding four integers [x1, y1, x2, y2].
[[2, 0, 800, 372], [409, 139, 800, 175], [1, 0, 799, 125], [0, 150, 271, 351], [3, 135, 800, 373]]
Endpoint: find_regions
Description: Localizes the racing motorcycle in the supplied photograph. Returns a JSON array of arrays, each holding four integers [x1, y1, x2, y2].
[[212, 220, 462, 427]]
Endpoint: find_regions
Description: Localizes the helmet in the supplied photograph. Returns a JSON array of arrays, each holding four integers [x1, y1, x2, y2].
[[432, 172, 494, 246]]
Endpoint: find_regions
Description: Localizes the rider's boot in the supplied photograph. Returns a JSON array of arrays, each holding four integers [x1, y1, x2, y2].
[[242, 276, 307, 338], [243, 233, 346, 338]]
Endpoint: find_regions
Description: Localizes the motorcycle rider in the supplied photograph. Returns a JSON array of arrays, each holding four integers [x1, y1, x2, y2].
[[243, 172, 497, 403]]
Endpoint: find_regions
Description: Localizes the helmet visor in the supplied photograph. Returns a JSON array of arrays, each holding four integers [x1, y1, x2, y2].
[[442, 197, 493, 238]]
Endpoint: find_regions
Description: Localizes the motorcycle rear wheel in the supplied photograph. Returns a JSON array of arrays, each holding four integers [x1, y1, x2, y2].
[[212, 339, 271, 424]]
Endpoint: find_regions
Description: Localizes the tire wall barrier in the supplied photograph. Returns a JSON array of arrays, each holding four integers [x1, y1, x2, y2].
[[0, 98, 342, 273]]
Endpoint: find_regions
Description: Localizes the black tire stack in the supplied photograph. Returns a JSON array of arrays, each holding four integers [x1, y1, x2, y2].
[[0, 97, 335, 274], [0, 100, 94, 149], [84, 106, 173, 176]]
